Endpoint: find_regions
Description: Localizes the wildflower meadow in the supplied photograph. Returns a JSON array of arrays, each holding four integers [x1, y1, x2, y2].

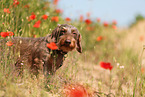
[[0, 0, 145, 97]]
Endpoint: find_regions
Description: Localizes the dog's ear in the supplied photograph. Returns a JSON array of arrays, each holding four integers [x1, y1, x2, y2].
[[76, 34, 82, 53], [51, 24, 61, 42]]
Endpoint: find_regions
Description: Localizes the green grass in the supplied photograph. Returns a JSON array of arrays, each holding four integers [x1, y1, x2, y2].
[[0, 0, 145, 96]]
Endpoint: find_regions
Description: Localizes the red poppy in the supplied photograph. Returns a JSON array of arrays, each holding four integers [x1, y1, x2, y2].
[[139, 36, 144, 41], [97, 18, 101, 22], [29, 13, 36, 20], [86, 26, 91, 31], [33, 23, 40, 28], [3, 8, 10, 13], [79, 15, 83, 22], [100, 61, 113, 70], [24, 5, 30, 8], [33, 35, 36, 38], [0, 32, 8, 38], [55, 9, 62, 14], [112, 25, 117, 29], [141, 67, 144, 73], [86, 26, 95, 31], [96, 36, 103, 41], [65, 17, 71, 22], [33, 20, 41, 28], [51, 16, 59, 22], [112, 20, 117, 25], [6, 41, 14, 46], [42, 15, 48, 20], [85, 19, 92, 25], [53, 0, 59, 5], [103, 22, 109, 27], [64, 84, 88, 97], [13, 0, 19, 6], [108, 65, 113, 70], [7, 31, 14, 36], [46, 42, 58, 50], [36, 20, 41, 24]]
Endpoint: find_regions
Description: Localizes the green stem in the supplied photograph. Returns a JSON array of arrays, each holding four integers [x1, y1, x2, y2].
[[133, 47, 144, 97], [109, 70, 112, 94], [133, 72, 138, 97]]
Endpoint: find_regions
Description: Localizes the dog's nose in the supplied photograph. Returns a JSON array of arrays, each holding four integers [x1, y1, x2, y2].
[[65, 39, 71, 44]]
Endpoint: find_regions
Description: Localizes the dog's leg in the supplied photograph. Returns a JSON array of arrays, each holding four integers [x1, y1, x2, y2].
[[15, 56, 25, 76], [41, 51, 52, 75]]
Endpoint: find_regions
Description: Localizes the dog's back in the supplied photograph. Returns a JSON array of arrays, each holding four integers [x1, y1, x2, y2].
[[0, 36, 50, 75]]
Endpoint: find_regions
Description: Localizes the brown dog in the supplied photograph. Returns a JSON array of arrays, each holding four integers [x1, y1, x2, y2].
[[2, 24, 82, 75]]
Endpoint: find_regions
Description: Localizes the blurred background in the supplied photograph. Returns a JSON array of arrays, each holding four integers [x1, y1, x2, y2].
[[54, 0, 145, 27], [1, 0, 145, 96]]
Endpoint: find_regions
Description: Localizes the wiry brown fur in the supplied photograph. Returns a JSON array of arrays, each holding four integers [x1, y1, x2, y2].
[[0, 24, 82, 75]]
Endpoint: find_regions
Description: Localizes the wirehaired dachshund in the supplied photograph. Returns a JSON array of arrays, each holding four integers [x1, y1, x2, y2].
[[1, 24, 82, 75]]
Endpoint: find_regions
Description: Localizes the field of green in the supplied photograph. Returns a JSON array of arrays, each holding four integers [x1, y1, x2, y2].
[[0, 0, 145, 97]]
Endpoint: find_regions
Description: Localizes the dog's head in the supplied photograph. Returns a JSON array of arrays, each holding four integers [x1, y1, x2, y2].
[[51, 24, 82, 53]]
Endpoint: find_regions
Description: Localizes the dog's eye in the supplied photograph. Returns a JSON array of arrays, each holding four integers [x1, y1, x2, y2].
[[72, 32, 77, 35], [71, 29, 77, 35]]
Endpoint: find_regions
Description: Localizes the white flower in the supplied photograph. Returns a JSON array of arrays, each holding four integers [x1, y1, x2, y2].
[[117, 63, 120, 66], [120, 66, 124, 69], [21, 63, 24, 65]]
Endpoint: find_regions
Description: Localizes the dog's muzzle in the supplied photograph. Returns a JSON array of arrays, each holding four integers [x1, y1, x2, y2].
[[57, 35, 76, 52]]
